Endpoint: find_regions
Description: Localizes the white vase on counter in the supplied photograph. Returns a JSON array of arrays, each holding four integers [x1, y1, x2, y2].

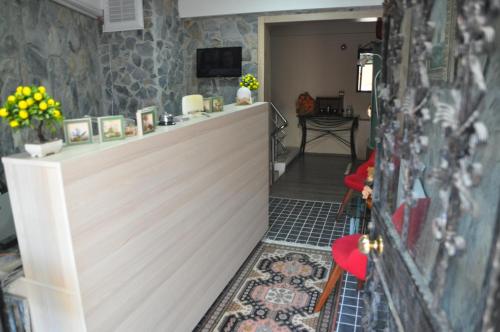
[[24, 139, 63, 158], [12, 126, 64, 158], [236, 87, 253, 105]]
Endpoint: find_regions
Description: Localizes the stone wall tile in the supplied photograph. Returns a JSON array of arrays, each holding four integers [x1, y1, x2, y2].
[[99, 0, 186, 116], [0, 0, 103, 185], [181, 14, 260, 104]]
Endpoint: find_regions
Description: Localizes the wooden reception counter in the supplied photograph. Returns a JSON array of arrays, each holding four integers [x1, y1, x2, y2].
[[2, 103, 269, 331]]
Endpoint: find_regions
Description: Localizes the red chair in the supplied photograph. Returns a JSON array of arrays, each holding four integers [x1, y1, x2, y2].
[[314, 234, 367, 312], [336, 150, 376, 219]]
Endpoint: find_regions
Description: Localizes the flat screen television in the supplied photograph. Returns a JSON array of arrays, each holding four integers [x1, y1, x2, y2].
[[197, 47, 242, 78]]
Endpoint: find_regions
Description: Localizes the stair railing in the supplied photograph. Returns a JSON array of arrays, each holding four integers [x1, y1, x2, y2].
[[270, 102, 288, 183]]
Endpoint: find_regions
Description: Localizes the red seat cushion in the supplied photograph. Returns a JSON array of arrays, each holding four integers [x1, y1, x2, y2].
[[344, 173, 365, 192], [355, 151, 376, 178], [332, 234, 367, 280], [367, 150, 376, 166], [344, 150, 376, 192], [355, 162, 370, 178]]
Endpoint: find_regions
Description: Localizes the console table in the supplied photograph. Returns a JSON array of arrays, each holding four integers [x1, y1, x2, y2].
[[298, 114, 359, 162]]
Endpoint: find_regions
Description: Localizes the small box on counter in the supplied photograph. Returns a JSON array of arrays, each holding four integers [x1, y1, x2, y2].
[[203, 96, 224, 113]]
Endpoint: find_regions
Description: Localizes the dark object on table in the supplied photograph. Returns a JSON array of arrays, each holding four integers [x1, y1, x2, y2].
[[315, 96, 344, 115], [159, 113, 175, 126]]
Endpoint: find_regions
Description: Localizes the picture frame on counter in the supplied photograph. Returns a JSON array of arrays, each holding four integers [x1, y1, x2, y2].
[[203, 98, 213, 113], [203, 97, 224, 113], [124, 118, 138, 137], [136, 106, 157, 136], [63, 118, 93, 145], [98, 115, 126, 143], [212, 96, 224, 112]]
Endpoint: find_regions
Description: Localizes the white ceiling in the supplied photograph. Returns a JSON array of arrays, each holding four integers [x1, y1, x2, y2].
[[51, 0, 102, 17], [178, 0, 383, 18]]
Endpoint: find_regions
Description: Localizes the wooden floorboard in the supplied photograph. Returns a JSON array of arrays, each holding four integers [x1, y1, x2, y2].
[[270, 153, 354, 202]]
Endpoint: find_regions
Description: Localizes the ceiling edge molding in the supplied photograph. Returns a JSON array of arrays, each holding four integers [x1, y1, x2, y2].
[[51, 0, 102, 19]]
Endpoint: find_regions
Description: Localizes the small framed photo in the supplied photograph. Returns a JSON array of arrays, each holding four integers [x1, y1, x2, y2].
[[136, 106, 157, 136], [124, 118, 137, 137], [203, 98, 213, 113], [98, 115, 126, 143], [63, 118, 93, 145], [212, 96, 224, 112], [142, 105, 158, 119]]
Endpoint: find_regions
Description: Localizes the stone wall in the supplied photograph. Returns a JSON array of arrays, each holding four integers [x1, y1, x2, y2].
[[99, 0, 187, 118], [180, 8, 376, 105], [182, 14, 258, 105], [0, 0, 103, 186]]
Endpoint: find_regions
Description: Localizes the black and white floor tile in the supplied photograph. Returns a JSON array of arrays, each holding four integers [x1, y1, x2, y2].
[[266, 197, 346, 248], [265, 197, 364, 332], [336, 274, 364, 332]]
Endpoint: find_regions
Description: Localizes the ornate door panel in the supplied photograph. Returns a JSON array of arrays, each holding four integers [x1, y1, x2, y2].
[[364, 0, 500, 330]]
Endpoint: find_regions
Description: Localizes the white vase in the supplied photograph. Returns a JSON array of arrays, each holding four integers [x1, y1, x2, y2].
[[236, 87, 253, 105], [24, 139, 63, 158]]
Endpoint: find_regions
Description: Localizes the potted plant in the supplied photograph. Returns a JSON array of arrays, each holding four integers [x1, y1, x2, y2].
[[237, 74, 260, 105], [0, 85, 64, 157]]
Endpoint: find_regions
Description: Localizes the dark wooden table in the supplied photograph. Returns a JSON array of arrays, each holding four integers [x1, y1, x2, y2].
[[298, 114, 359, 163]]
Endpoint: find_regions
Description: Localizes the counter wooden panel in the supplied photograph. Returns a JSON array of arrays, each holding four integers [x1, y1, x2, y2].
[[3, 103, 270, 331]]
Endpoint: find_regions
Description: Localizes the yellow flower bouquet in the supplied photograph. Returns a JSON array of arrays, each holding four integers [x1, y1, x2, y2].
[[0, 85, 63, 143], [239, 74, 260, 91], [237, 74, 259, 105]]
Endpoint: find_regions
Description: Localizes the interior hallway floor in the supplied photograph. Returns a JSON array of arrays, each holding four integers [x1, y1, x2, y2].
[[266, 197, 365, 332], [197, 154, 366, 331], [268, 153, 367, 331], [271, 153, 353, 202]]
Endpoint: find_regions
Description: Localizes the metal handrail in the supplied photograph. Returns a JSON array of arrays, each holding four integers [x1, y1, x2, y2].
[[270, 102, 288, 136], [270, 102, 289, 184]]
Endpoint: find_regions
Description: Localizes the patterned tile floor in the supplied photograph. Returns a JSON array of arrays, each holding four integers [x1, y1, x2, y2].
[[265, 197, 364, 332]]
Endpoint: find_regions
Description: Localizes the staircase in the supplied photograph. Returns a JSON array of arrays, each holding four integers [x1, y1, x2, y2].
[[270, 103, 299, 183]]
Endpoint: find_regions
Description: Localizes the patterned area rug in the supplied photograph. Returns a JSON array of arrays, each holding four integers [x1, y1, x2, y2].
[[195, 242, 339, 332]]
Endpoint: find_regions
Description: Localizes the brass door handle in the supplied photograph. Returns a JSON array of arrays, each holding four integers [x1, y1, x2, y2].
[[358, 235, 384, 255]]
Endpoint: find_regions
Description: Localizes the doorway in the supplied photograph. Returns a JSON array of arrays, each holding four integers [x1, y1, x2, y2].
[[259, 9, 384, 332], [264, 18, 380, 203], [259, 10, 382, 189]]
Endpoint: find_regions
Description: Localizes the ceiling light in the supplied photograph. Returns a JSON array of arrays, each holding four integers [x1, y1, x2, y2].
[[357, 17, 378, 22]]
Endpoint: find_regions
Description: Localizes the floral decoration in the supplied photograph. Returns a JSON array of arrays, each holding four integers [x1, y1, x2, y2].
[[0, 85, 63, 142], [239, 74, 260, 91]]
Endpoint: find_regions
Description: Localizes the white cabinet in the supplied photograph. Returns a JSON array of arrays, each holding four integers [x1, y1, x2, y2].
[[3, 103, 269, 331]]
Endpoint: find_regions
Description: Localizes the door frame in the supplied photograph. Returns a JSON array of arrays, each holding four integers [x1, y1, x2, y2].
[[257, 8, 383, 102]]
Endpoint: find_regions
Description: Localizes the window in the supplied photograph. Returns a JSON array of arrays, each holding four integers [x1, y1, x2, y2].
[[357, 50, 374, 92]]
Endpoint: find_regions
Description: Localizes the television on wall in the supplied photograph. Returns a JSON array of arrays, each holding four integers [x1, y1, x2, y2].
[[197, 47, 242, 78]]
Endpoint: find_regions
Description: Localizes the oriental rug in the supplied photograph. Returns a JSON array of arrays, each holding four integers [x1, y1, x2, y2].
[[194, 242, 339, 332]]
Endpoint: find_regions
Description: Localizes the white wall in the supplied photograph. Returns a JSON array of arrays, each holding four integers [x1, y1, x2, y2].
[[178, 0, 383, 18], [52, 0, 102, 17], [270, 20, 375, 157]]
